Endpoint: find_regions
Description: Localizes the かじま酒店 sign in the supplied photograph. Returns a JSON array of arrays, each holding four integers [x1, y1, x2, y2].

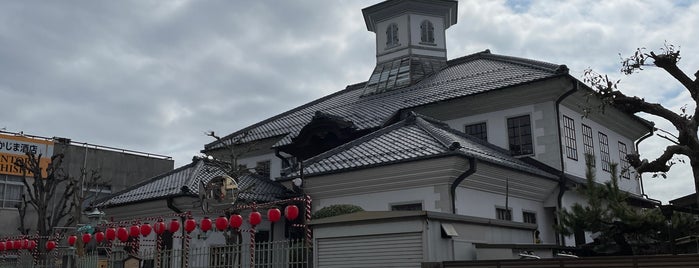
[[0, 133, 54, 177]]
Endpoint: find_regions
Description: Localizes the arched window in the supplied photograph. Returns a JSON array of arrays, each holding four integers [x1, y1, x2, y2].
[[386, 23, 399, 48], [420, 20, 434, 44]]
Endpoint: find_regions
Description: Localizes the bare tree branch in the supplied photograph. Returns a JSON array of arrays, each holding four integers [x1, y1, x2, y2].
[[588, 43, 699, 205]]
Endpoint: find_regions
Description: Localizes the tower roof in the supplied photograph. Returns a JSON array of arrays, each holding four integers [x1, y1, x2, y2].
[[362, 0, 458, 32]]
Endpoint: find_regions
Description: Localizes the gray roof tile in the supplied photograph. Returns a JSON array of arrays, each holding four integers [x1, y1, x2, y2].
[[95, 159, 292, 208], [285, 113, 556, 179], [203, 50, 566, 151]]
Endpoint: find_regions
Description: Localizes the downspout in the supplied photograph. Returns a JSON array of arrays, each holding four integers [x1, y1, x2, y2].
[[450, 157, 477, 214], [634, 130, 654, 197], [554, 79, 578, 246]]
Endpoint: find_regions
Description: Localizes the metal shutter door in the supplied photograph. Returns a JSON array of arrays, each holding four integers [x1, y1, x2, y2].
[[317, 232, 423, 268]]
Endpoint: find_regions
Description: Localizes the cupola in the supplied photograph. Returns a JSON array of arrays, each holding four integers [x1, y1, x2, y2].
[[361, 0, 458, 96]]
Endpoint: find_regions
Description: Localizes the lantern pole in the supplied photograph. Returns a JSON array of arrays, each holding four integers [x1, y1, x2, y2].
[[181, 212, 189, 268], [250, 202, 257, 268], [304, 194, 312, 250]]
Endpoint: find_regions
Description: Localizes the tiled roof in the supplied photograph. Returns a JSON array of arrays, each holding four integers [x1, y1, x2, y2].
[[283, 113, 556, 179], [203, 50, 567, 151], [95, 159, 292, 208]]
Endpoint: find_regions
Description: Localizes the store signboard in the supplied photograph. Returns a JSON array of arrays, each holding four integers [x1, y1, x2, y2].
[[0, 133, 54, 177]]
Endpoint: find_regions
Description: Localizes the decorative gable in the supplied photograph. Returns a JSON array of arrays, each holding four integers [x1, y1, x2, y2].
[[281, 111, 369, 160]]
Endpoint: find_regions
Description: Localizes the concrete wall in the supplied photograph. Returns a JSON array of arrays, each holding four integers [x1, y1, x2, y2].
[[56, 142, 174, 193], [312, 212, 538, 262]]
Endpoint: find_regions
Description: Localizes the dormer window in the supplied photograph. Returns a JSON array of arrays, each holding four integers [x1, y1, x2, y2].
[[420, 20, 435, 44], [386, 23, 399, 48]]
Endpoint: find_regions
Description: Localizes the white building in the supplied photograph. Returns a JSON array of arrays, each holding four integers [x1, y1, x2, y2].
[[202, 0, 653, 256], [100, 0, 655, 265]]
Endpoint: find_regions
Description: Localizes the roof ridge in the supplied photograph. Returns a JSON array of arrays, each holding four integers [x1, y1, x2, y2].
[[445, 49, 492, 66], [480, 52, 568, 74], [410, 114, 458, 150], [445, 49, 567, 74], [203, 82, 367, 151]]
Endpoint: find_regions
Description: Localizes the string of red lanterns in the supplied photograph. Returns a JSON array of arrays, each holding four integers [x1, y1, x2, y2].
[[0, 204, 300, 252]]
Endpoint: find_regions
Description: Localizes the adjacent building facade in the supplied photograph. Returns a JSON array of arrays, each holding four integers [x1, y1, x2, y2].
[[0, 131, 174, 237]]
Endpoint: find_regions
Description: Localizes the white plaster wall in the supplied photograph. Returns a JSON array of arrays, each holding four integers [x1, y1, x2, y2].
[[456, 187, 555, 244], [444, 104, 545, 156], [237, 153, 282, 181], [315, 186, 443, 212], [559, 106, 641, 194], [560, 190, 594, 246], [443, 103, 641, 195]]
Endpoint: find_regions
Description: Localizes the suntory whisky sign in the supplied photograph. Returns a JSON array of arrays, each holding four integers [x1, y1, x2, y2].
[[0, 133, 54, 176]]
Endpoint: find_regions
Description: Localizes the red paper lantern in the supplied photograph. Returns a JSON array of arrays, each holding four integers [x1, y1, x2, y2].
[[215, 216, 228, 231], [129, 224, 141, 237], [285, 205, 299, 220], [200, 217, 212, 232], [6, 240, 13, 250], [82, 233, 92, 244], [184, 218, 197, 233], [13, 240, 21, 250], [169, 219, 180, 233], [22, 239, 29, 249], [45, 240, 56, 251], [27, 240, 36, 250], [106, 228, 116, 241], [249, 211, 262, 226], [0, 241, 5, 251], [67, 235, 77, 246], [268, 208, 281, 223], [154, 221, 166, 235], [117, 227, 129, 242], [141, 223, 152, 237], [229, 214, 243, 229], [95, 231, 105, 243]]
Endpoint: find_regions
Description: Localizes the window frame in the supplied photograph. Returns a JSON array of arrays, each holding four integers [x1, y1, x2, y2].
[[390, 202, 423, 211], [507, 114, 534, 156], [618, 141, 631, 179], [464, 122, 488, 141], [598, 132, 611, 172], [419, 20, 435, 44], [0, 174, 23, 209], [562, 115, 578, 160], [523, 211, 537, 224], [581, 124, 595, 167], [495, 207, 512, 221], [385, 23, 399, 49]]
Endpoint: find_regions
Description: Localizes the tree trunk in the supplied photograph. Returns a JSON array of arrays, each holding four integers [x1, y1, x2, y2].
[[691, 157, 699, 207]]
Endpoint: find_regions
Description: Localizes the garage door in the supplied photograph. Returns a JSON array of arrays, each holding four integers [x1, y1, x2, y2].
[[317, 232, 423, 268]]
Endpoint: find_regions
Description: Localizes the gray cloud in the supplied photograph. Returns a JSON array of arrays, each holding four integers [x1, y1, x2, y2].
[[1, 0, 696, 202]]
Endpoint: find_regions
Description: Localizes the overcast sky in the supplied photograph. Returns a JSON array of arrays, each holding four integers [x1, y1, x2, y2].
[[1, 0, 697, 203]]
